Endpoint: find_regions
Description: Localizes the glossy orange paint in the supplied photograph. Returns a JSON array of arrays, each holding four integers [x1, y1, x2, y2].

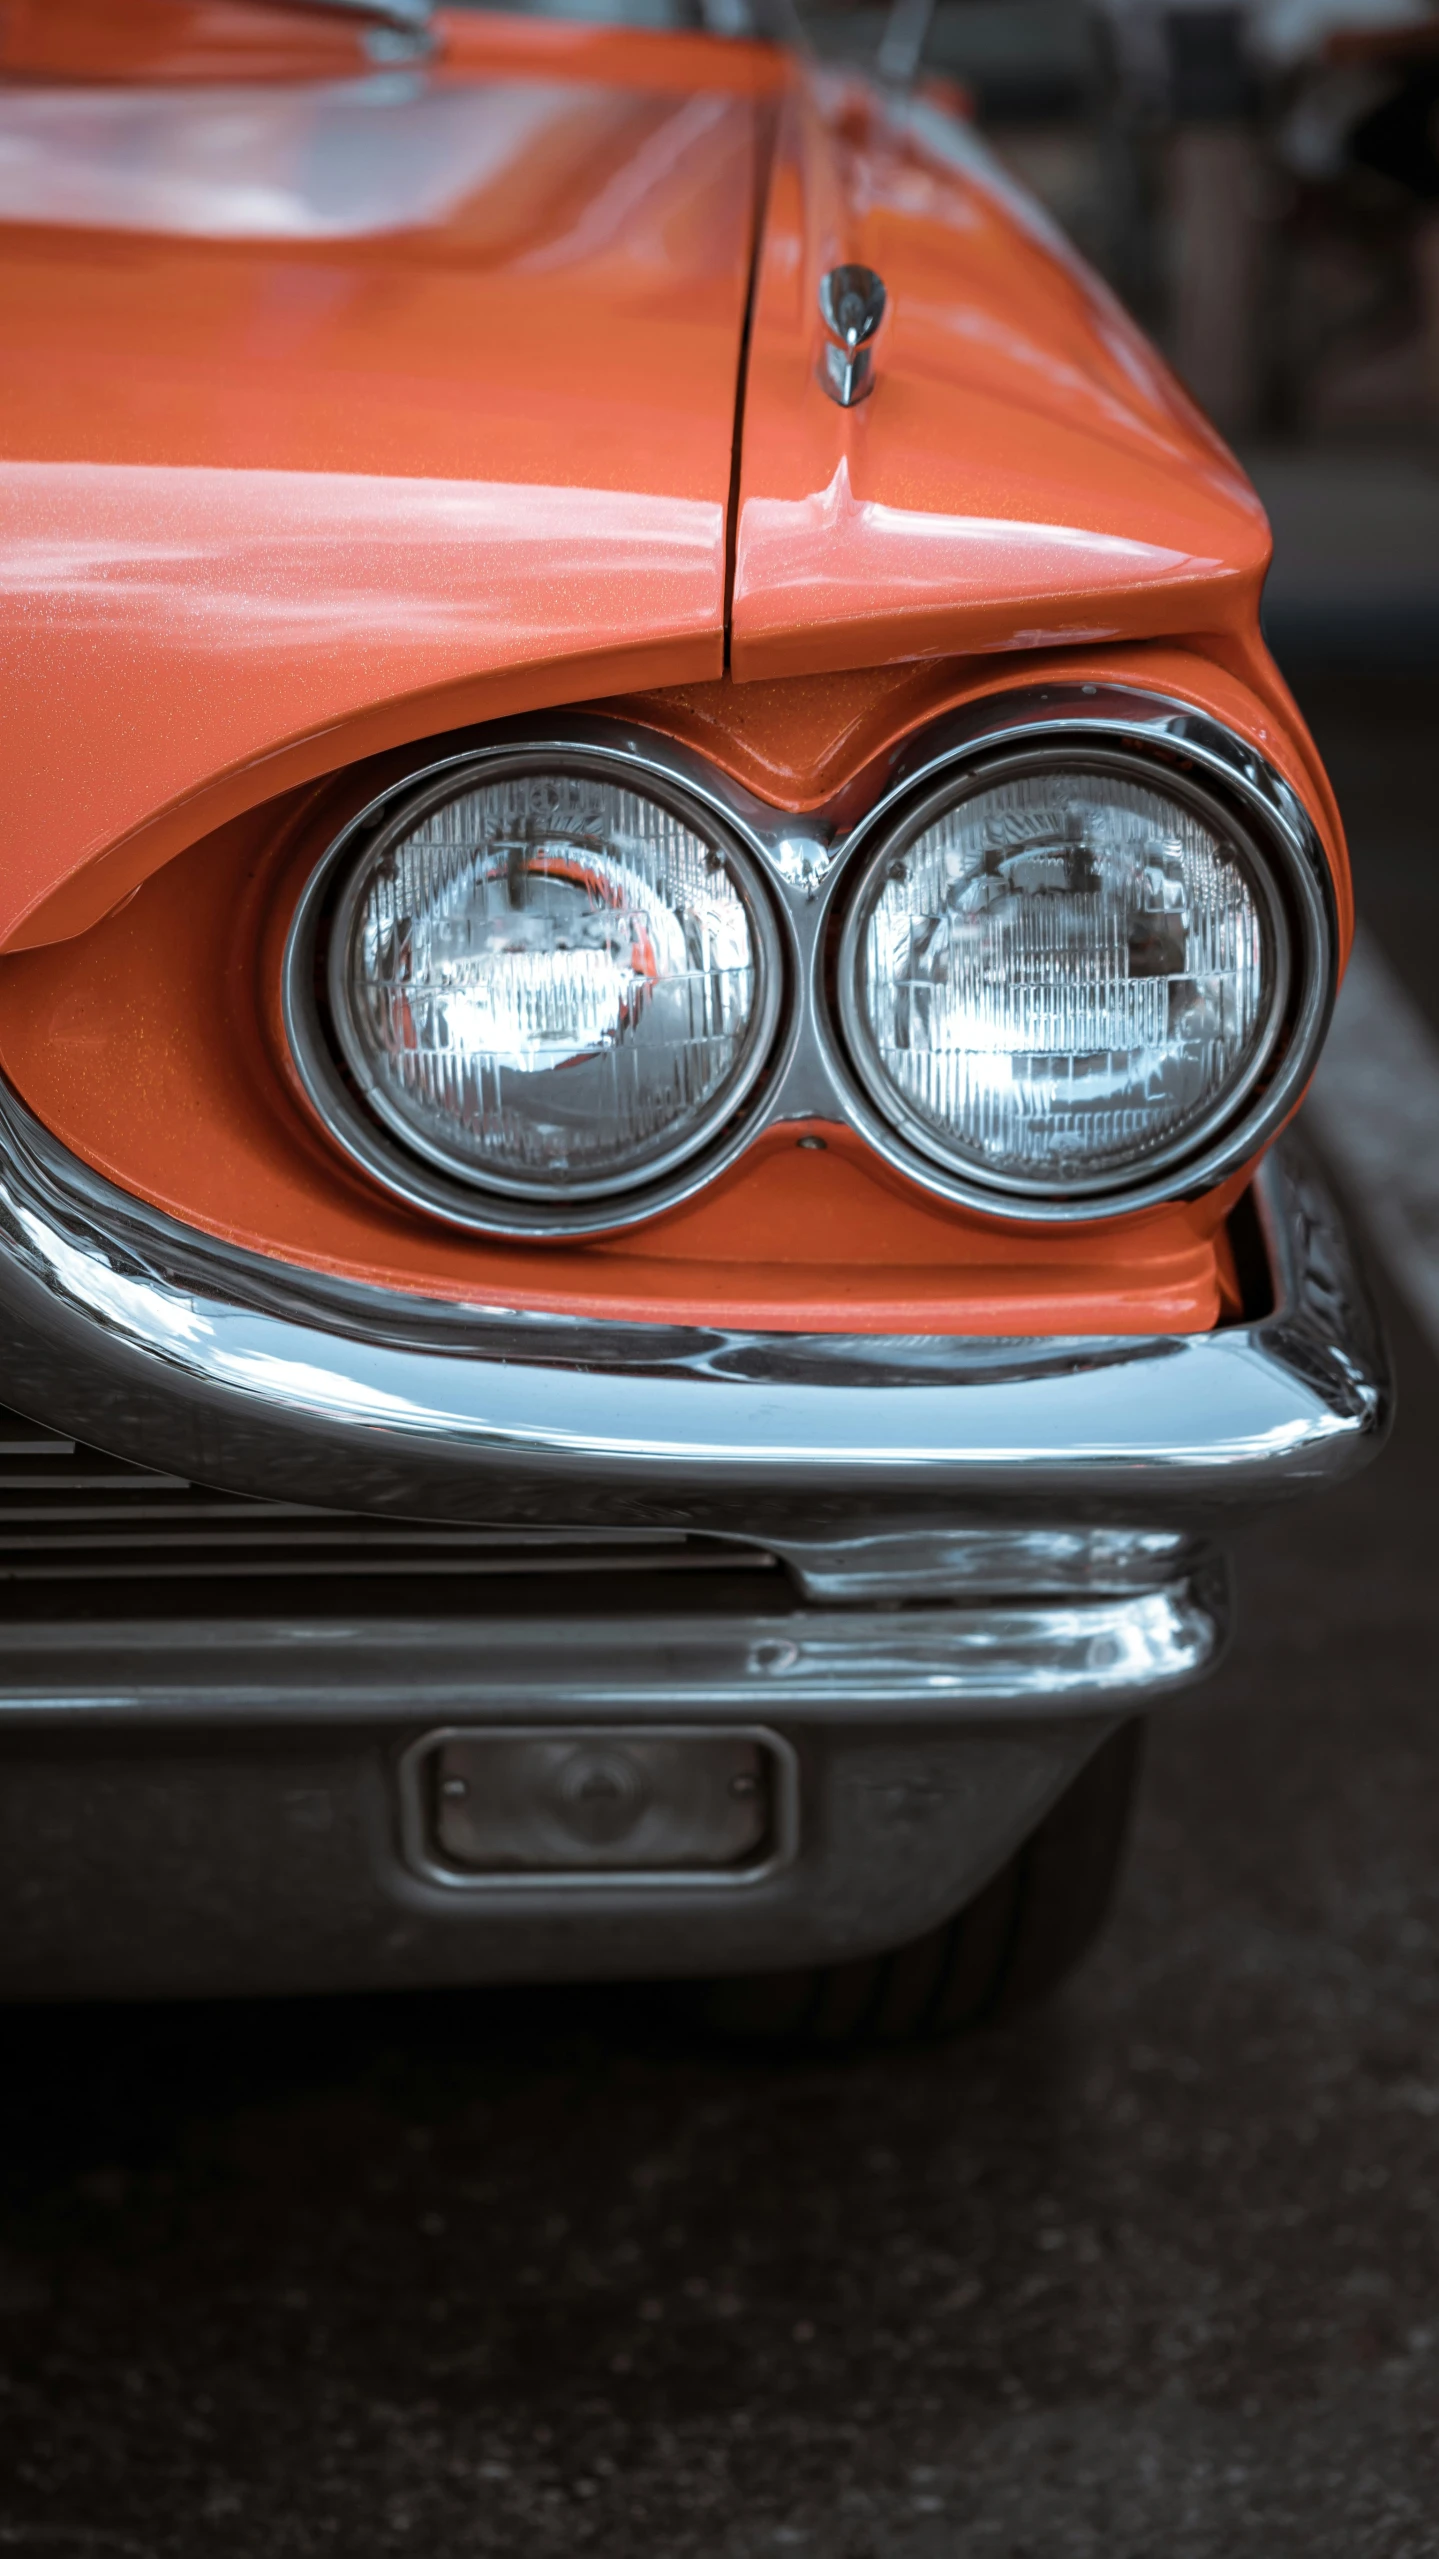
[[0, 28, 764, 950], [0, 0, 373, 82], [732, 70, 1272, 680], [0, 11, 1344, 1337], [0, 776, 1237, 1333], [0, 16, 1324, 969], [604, 639, 1352, 948], [437, 8, 785, 95], [0, 0, 785, 94]]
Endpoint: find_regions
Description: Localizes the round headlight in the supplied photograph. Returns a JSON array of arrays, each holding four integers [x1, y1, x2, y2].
[[299, 757, 780, 1215], [837, 751, 1291, 1199]]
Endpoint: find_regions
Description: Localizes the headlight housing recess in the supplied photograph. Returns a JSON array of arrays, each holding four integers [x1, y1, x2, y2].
[[284, 700, 1335, 1238], [836, 747, 1300, 1203]]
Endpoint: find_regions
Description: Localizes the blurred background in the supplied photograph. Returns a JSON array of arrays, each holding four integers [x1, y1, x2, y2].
[[798, 0, 1439, 666]]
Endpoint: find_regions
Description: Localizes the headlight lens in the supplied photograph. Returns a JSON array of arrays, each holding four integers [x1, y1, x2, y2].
[[840, 755, 1287, 1195], [324, 762, 776, 1200]]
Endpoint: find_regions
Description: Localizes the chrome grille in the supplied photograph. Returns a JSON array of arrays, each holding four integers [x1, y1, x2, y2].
[[0, 1411, 771, 1586]]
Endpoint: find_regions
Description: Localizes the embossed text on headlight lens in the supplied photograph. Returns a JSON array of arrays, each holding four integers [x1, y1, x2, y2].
[[330, 768, 771, 1198], [844, 761, 1283, 1192]]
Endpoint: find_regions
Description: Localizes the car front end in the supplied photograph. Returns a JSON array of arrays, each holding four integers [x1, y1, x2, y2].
[[0, 0, 1387, 2009]]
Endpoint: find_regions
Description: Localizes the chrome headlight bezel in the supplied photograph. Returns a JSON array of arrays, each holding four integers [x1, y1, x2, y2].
[[282, 747, 786, 1241], [830, 741, 1305, 1208], [279, 691, 1339, 1239]]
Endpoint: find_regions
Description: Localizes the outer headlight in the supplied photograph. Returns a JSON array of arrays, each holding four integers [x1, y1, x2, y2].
[[837, 749, 1297, 1202], [286, 755, 781, 1226]]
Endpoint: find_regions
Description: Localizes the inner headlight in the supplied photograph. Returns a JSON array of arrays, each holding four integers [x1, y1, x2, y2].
[[837, 751, 1291, 1198], [309, 758, 778, 1205]]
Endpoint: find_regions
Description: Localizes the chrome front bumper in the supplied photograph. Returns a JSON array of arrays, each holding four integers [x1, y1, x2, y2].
[[0, 1090, 1390, 1996], [0, 1084, 1389, 1727], [0, 1078, 1390, 1567]]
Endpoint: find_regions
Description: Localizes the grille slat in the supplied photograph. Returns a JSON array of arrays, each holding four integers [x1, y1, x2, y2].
[[0, 1410, 771, 1592], [0, 1480, 215, 1497], [0, 1553, 767, 1582], [0, 1517, 688, 1542]]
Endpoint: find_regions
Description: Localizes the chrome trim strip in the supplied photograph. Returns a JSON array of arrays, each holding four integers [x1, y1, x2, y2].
[[270, 686, 1337, 1234], [0, 1583, 1223, 1727], [0, 1063, 1390, 1543], [776, 1523, 1195, 1601]]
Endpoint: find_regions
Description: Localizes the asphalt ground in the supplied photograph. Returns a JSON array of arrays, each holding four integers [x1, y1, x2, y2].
[[1, 674, 1437, 2558]]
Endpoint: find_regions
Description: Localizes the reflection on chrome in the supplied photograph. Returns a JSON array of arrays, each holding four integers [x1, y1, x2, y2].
[[731, 1587, 1220, 1700], [777, 1524, 1191, 1599], [0, 1034, 1390, 1550], [278, 695, 1336, 1235]]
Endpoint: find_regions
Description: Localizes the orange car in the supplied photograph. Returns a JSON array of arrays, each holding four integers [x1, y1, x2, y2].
[[0, 0, 1388, 2028]]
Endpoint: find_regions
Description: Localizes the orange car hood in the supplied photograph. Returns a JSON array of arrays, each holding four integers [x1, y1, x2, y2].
[[732, 75, 1270, 679], [0, 39, 1271, 952], [0, 54, 758, 947]]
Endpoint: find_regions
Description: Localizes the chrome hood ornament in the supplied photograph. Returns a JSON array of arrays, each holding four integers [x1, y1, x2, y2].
[[818, 264, 886, 407]]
